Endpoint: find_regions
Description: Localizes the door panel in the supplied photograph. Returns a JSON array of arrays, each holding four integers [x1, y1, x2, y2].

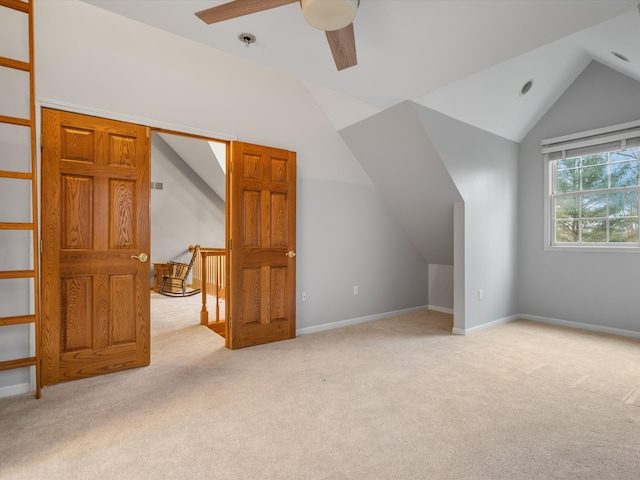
[[41, 108, 150, 385], [227, 142, 296, 349]]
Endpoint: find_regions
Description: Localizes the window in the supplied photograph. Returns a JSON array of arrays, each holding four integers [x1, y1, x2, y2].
[[543, 121, 640, 251]]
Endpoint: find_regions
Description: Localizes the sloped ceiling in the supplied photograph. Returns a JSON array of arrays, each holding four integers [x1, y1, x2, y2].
[[156, 132, 226, 200], [340, 101, 463, 265], [82, 1, 640, 141]]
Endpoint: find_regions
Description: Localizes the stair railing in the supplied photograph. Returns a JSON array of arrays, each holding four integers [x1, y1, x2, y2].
[[189, 245, 226, 328]]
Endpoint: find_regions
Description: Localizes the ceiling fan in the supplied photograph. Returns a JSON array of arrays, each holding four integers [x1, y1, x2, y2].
[[195, 0, 359, 71]]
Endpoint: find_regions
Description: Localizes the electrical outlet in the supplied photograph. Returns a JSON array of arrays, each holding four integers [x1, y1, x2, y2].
[[301, 291, 307, 302], [353, 285, 359, 296], [478, 289, 484, 301]]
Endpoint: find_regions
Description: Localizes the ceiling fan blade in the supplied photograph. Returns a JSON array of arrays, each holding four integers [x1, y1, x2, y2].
[[196, 0, 298, 25], [325, 23, 357, 71]]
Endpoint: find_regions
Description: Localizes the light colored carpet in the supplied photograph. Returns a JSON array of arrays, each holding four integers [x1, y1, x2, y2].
[[1, 293, 640, 479]]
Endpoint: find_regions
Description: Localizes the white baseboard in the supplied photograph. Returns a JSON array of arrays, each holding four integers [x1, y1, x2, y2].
[[519, 314, 640, 339], [296, 305, 429, 336], [0, 382, 31, 399], [452, 314, 520, 336], [427, 305, 454, 315], [453, 312, 640, 339]]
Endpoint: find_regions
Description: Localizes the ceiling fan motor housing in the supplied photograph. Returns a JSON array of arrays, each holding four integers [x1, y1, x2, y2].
[[300, 0, 359, 31]]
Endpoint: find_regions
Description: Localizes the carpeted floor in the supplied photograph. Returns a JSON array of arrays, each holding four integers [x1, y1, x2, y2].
[[1, 293, 639, 479]]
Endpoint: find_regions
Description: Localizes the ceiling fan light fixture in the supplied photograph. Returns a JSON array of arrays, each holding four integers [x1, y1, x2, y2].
[[300, 0, 359, 31]]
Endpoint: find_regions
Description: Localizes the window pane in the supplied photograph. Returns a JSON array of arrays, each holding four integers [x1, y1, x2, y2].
[[609, 218, 639, 242], [550, 146, 640, 247], [557, 158, 579, 170], [609, 191, 638, 217], [581, 165, 608, 191], [610, 161, 639, 188], [581, 194, 607, 218], [556, 219, 578, 243], [610, 149, 638, 163], [580, 219, 607, 242], [556, 169, 580, 193], [582, 153, 607, 167], [555, 196, 579, 219]]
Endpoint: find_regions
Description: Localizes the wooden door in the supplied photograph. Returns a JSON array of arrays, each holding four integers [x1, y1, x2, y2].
[[227, 142, 296, 349], [41, 109, 150, 385]]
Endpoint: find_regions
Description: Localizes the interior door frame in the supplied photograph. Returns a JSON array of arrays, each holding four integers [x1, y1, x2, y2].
[[35, 99, 236, 391]]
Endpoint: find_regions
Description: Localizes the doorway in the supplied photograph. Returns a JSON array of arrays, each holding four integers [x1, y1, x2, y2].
[[149, 131, 228, 333], [150, 132, 227, 275], [39, 107, 298, 389]]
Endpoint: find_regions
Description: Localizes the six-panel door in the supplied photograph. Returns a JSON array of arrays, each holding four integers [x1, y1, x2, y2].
[[41, 109, 150, 384], [227, 142, 296, 349]]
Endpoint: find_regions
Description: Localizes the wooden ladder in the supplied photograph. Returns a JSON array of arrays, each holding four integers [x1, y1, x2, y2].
[[0, 0, 41, 398]]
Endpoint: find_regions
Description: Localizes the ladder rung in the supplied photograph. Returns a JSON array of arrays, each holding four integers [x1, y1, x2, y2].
[[0, 115, 30, 127], [0, 270, 34, 280], [0, 0, 29, 13], [0, 314, 35, 326], [0, 170, 32, 180], [0, 357, 36, 372], [0, 222, 34, 230], [0, 56, 29, 72]]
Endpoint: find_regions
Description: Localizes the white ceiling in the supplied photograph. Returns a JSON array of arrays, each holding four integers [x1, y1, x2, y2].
[[83, 0, 640, 142]]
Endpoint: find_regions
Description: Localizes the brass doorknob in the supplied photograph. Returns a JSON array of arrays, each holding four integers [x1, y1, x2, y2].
[[131, 253, 149, 263], [285, 251, 296, 258]]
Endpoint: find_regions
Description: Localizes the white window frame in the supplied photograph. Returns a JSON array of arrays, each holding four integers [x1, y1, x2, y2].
[[543, 120, 640, 253]]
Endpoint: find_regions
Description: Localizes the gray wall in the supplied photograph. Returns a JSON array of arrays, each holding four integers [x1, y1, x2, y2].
[[340, 101, 519, 332], [297, 179, 428, 332], [518, 61, 640, 332], [428, 264, 454, 311], [414, 104, 520, 331]]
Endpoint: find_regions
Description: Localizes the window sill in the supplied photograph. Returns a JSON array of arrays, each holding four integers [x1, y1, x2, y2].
[[545, 244, 640, 253]]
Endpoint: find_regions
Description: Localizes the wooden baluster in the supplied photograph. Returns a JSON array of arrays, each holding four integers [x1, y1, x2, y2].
[[200, 250, 208, 325], [215, 254, 220, 322]]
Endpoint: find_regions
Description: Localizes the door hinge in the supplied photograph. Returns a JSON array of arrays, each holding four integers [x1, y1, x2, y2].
[[40, 133, 44, 148], [40, 240, 43, 254], [229, 160, 232, 174], [228, 239, 232, 250]]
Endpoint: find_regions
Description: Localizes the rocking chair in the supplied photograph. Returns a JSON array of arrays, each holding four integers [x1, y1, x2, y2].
[[159, 245, 202, 297]]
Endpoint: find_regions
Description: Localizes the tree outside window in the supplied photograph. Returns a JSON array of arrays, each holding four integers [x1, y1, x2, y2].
[[552, 148, 639, 244]]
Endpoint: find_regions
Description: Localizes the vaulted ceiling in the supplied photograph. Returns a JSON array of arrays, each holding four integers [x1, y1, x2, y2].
[[83, 0, 640, 142]]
